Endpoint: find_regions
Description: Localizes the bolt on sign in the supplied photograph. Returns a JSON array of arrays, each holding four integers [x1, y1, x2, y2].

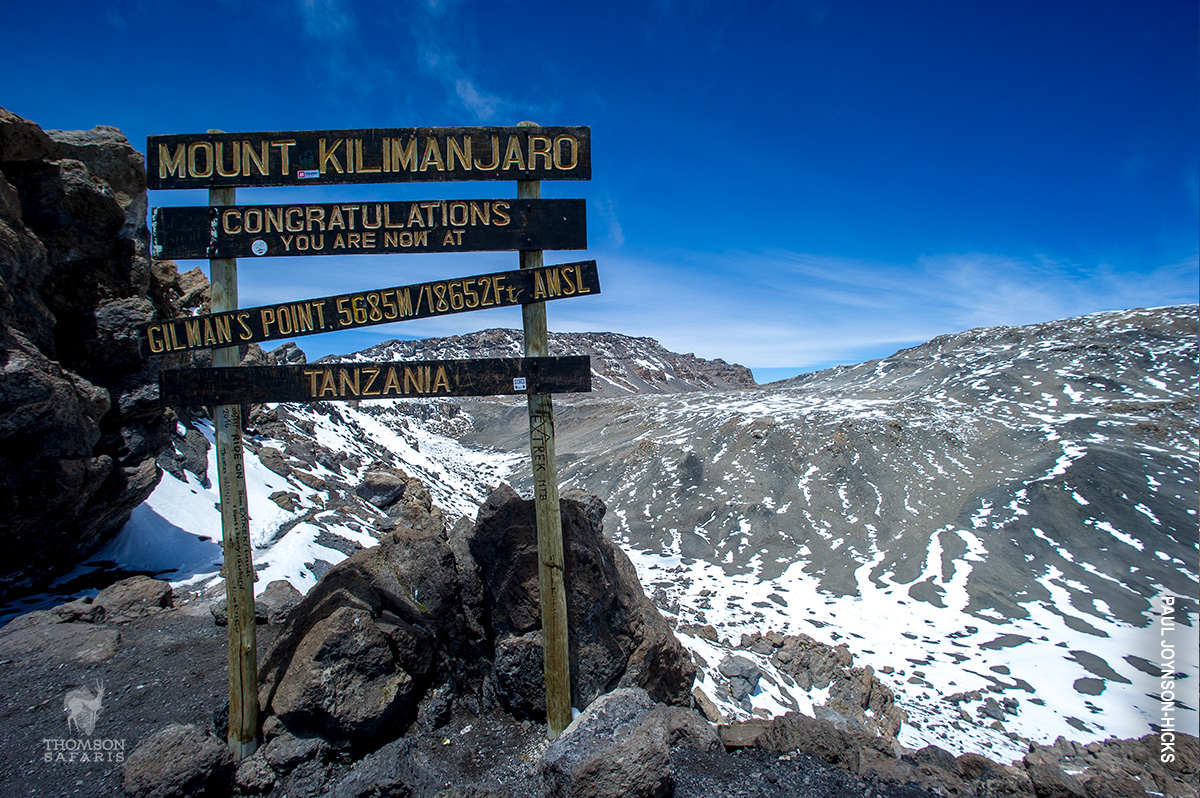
[[159, 356, 592, 406], [139, 261, 599, 356], [151, 199, 586, 259], [147, 126, 590, 188]]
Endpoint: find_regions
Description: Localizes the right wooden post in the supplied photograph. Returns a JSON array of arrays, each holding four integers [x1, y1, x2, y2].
[[518, 121, 573, 739]]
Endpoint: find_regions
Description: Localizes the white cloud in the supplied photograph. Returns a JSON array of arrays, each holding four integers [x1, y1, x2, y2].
[[231, 244, 1198, 373], [296, 0, 354, 40]]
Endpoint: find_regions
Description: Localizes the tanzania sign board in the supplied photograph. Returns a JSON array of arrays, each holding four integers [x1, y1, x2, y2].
[[159, 356, 592, 406], [152, 199, 586, 259], [139, 261, 599, 356], [147, 126, 590, 189]]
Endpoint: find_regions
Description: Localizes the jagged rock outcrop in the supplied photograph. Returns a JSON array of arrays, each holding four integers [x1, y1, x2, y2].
[[254, 486, 695, 751], [753, 709, 1200, 798], [469, 485, 696, 714], [0, 108, 189, 599]]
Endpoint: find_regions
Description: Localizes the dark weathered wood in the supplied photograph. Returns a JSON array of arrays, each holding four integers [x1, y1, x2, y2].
[[140, 261, 600, 357], [146, 126, 590, 189], [151, 199, 586, 260], [516, 121, 572, 741], [160, 356, 592, 406], [207, 180, 258, 762]]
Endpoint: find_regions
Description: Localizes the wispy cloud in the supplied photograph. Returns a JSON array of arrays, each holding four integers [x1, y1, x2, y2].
[[236, 241, 1197, 373], [296, 0, 355, 40]]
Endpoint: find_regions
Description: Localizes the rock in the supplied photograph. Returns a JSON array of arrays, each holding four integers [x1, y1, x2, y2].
[[469, 486, 695, 716], [121, 722, 234, 798], [94, 575, 173, 618], [1028, 764, 1086, 797], [494, 630, 548, 717], [325, 737, 439, 798], [208, 597, 269, 626], [261, 731, 328, 774], [540, 688, 672, 798], [257, 523, 456, 747], [233, 754, 275, 794], [52, 596, 106, 623], [0, 611, 120, 663], [1083, 777, 1147, 797], [269, 490, 300, 511], [257, 579, 303, 624], [0, 108, 179, 601], [355, 467, 407, 508], [756, 710, 893, 771], [691, 685, 724, 723], [718, 654, 761, 701], [268, 605, 418, 742]]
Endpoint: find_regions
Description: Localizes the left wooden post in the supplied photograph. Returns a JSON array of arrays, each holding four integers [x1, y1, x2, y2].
[[209, 178, 259, 760]]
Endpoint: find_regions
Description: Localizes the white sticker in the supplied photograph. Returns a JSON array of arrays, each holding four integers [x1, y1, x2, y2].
[[251, 239, 268, 256], [297, 169, 320, 179], [513, 377, 527, 391]]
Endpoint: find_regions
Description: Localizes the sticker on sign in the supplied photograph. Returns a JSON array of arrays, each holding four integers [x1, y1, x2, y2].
[[513, 377, 527, 391], [297, 169, 320, 179]]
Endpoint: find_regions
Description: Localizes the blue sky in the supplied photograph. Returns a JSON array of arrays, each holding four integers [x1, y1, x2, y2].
[[3, 0, 1197, 380]]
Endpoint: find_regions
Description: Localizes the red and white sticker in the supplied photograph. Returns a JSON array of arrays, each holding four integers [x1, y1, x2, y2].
[[297, 169, 320, 179]]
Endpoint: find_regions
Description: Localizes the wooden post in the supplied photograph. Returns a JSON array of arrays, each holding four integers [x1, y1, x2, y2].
[[518, 121, 572, 738], [209, 177, 259, 760]]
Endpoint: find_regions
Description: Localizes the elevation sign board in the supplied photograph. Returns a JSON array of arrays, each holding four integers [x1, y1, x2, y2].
[[152, 199, 586, 259], [147, 126, 590, 189], [140, 261, 600, 356], [159, 356, 592, 406]]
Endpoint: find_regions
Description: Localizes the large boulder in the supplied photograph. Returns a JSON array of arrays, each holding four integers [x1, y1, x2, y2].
[[468, 485, 696, 716], [257, 524, 459, 748], [256, 485, 695, 749], [0, 108, 192, 599]]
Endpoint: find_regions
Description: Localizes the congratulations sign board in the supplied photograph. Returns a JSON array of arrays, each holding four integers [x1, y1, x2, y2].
[[151, 199, 586, 259]]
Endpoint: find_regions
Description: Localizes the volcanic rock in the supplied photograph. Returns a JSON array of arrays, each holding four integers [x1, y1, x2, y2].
[[468, 485, 696, 715], [121, 722, 234, 798], [0, 108, 189, 600]]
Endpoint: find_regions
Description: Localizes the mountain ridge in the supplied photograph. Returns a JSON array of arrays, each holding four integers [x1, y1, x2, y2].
[[329, 328, 758, 395]]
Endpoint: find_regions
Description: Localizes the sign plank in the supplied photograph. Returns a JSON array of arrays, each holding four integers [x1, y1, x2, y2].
[[152, 199, 586, 259], [146, 126, 591, 189], [140, 261, 600, 357], [160, 356, 592, 406]]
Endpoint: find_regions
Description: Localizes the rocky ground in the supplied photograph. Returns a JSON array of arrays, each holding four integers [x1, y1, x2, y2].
[[0, 488, 1194, 797]]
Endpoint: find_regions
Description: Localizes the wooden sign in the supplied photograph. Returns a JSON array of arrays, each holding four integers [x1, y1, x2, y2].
[[152, 199, 586, 259], [146, 126, 591, 189], [159, 356, 592, 406], [140, 261, 599, 356]]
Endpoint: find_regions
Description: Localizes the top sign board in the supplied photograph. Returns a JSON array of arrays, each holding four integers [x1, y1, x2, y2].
[[147, 126, 591, 189]]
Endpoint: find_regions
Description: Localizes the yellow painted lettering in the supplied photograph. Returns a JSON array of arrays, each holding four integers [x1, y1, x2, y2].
[[159, 143, 186, 179], [243, 140, 269, 176], [319, 138, 345, 173], [215, 141, 240, 177], [390, 137, 417, 171], [420, 137, 445, 171], [501, 135, 525, 170], [528, 135, 552, 169], [473, 135, 499, 169]]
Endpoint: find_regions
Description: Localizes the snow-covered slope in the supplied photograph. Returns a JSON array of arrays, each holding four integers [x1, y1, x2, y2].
[[27, 305, 1195, 765], [464, 305, 1199, 760]]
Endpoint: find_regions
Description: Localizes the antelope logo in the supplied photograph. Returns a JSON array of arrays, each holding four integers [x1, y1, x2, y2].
[[63, 680, 104, 736]]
